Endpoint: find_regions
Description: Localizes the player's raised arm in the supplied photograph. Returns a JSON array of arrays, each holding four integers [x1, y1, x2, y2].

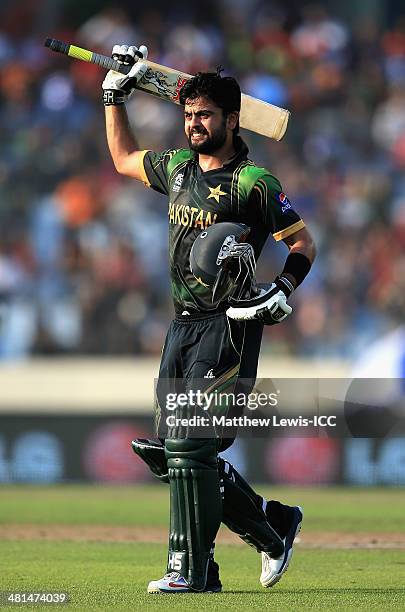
[[103, 44, 148, 179]]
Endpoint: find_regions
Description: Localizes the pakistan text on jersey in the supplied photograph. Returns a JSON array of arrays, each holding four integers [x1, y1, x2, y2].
[[168, 203, 218, 229]]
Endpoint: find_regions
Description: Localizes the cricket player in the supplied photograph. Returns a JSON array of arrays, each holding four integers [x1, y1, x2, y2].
[[102, 44, 316, 593]]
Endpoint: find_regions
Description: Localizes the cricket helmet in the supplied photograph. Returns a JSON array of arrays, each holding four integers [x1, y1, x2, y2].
[[190, 222, 256, 303]]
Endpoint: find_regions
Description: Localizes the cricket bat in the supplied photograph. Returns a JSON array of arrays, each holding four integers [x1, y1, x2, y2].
[[44, 38, 290, 141]]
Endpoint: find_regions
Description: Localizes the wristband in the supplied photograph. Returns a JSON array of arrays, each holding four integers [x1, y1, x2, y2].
[[103, 90, 126, 106], [275, 276, 294, 297], [281, 252, 312, 288]]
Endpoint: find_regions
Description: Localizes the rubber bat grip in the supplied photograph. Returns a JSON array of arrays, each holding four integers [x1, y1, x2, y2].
[[44, 38, 137, 75]]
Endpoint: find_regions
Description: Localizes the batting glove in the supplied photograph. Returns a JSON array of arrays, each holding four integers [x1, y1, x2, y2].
[[226, 277, 293, 325], [102, 44, 148, 105]]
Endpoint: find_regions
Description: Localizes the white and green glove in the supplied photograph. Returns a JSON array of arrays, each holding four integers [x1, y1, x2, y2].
[[102, 44, 148, 106], [226, 277, 293, 325]]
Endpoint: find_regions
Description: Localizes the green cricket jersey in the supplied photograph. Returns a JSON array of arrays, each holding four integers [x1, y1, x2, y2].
[[139, 138, 305, 315]]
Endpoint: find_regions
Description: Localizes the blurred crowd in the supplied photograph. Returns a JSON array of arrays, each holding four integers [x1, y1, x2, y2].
[[0, 0, 404, 360]]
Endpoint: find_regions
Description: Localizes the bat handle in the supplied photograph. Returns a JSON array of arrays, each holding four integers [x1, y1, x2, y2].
[[44, 38, 143, 75], [44, 38, 69, 54], [93, 51, 133, 74]]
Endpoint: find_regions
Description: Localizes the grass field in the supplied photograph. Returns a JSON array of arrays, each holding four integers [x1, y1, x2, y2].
[[1, 485, 405, 610]]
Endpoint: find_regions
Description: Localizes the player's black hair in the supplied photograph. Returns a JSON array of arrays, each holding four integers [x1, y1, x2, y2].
[[180, 68, 241, 135]]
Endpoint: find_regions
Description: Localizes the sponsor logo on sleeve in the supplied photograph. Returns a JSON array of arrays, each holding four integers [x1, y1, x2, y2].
[[277, 192, 292, 213]]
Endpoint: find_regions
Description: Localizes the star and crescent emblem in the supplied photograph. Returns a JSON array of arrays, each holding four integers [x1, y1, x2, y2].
[[207, 184, 227, 203]]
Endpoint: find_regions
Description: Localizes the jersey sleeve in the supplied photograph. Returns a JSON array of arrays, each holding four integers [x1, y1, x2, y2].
[[138, 149, 179, 195], [251, 174, 305, 241]]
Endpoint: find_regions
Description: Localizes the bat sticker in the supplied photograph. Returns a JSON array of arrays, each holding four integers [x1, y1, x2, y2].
[[140, 69, 180, 99], [173, 77, 189, 103]]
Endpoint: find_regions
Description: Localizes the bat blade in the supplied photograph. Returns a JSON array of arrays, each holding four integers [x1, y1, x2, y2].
[[44, 38, 290, 140], [239, 95, 290, 141]]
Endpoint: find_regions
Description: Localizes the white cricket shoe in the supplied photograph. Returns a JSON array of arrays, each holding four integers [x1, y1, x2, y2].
[[147, 572, 191, 594], [260, 505, 303, 588], [147, 569, 222, 594]]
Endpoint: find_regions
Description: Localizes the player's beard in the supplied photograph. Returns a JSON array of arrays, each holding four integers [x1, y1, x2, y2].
[[188, 120, 227, 154]]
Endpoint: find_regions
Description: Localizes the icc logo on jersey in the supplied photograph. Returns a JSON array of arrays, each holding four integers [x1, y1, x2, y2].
[[172, 173, 184, 193]]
